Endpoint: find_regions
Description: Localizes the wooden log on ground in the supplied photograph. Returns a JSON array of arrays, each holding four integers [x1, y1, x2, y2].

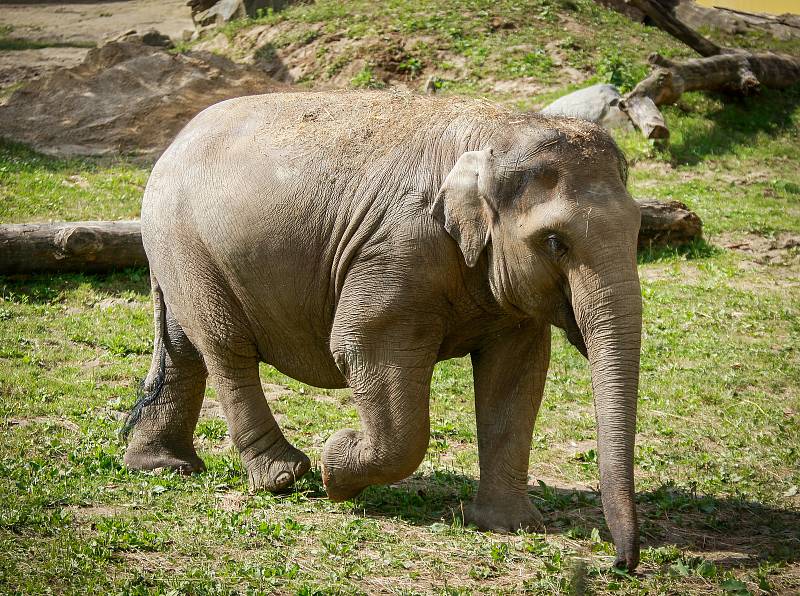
[[0, 202, 702, 274], [617, 0, 800, 140], [627, 51, 800, 106], [616, 94, 669, 140], [0, 221, 146, 274], [637, 198, 703, 250]]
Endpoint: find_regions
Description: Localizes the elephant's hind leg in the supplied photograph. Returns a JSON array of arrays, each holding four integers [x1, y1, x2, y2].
[[208, 355, 311, 492], [124, 308, 207, 474]]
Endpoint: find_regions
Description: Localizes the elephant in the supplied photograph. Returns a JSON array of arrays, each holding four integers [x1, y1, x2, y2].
[[122, 90, 642, 570]]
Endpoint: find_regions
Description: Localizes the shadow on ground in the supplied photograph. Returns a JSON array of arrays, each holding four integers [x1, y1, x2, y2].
[[0, 271, 151, 303], [637, 237, 721, 264], [668, 85, 800, 166], [300, 469, 800, 569]]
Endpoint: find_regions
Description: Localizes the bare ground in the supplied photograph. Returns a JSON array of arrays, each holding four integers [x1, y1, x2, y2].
[[0, 0, 194, 89]]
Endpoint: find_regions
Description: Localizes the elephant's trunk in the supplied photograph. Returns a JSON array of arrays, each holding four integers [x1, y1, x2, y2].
[[571, 263, 642, 571]]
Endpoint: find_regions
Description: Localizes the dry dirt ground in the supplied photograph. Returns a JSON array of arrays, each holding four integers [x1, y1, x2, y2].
[[0, 0, 193, 44], [0, 2, 288, 157], [0, 0, 194, 88]]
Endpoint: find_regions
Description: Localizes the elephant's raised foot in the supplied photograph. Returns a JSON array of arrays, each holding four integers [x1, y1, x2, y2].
[[246, 444, 311, 493], [320, 427, 428, 502], [320, 429, 369, 501], [464, 496, 544, 533], [124, 440, 206, 475]]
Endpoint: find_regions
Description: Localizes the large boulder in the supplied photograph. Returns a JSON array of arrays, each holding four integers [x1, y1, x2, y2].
[[0, 33, 288, 157], [540, 83, 633, 131]]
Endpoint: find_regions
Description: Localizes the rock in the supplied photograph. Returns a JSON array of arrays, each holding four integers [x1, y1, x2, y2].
[[140, 29, 175, 48], [191, 0, 300, 29], [0, 35, 289, 157], [540, 84, 633, 131], [105, 29, 174, 48], [193, 0, 247, 29]]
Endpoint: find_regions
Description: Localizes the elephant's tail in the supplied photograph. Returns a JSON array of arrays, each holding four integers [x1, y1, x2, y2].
[[120, 278, 168, 440]]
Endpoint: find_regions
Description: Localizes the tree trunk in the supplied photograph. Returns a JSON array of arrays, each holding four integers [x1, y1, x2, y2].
[[0, 221, 147, 274], [0, 202, 702, 274], [626, 0, 723, 57]]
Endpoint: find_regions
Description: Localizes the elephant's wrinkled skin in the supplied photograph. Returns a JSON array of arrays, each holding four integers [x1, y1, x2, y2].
[[124, 91, 642, 570]]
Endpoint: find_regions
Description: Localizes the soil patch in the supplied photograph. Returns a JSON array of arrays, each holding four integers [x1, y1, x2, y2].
[[0, 0, 193, 46], [7, 416, 80, 432], [0, 47, 89, 90], [64, 504, 127, 521], [0, 35, 288, 157], [719, 232, 800, 265], [216, 490, 249, 512]]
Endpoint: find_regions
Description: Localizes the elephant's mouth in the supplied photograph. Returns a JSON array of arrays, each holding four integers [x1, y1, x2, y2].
[[553, 299, 588, 359]]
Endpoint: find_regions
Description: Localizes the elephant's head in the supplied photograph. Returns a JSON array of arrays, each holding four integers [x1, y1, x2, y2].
[[432, 123, 641, 570]]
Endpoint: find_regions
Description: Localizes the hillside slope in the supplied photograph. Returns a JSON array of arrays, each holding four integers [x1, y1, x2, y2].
[[193, 0, 692, 108]]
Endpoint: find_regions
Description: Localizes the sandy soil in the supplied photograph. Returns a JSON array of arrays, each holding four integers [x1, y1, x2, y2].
[[0, 0, 193, 44], [0, 0, 194, 88]]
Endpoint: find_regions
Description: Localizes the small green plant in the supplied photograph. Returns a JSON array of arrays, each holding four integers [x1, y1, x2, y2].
[[325, 53, 352, 78], [504, 49, 554, 78], [169, 40, 193, 55], [350, 66, 385, 89], [397, 56, 424, 77], [490, 542, 509, 563], [93, 517, 166, 553], [196, 418, 228, 441]]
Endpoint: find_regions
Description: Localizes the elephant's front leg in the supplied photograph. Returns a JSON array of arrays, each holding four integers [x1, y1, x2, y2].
[[322, 340, 437, 501], [466, 322, 551, 532]]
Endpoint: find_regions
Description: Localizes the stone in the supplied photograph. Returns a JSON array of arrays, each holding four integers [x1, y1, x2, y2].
[[540, 83, 633, 131]]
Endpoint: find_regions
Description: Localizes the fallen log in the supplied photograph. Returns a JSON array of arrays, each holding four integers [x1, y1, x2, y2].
[[617, 0, 800, 140], [636, 198, 703, 250], [0, 201, 703, 274], [622, 50, 800, 132], [0, 221, 147, 274]]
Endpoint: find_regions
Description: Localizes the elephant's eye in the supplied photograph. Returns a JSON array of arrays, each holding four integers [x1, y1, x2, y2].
[[546, 234, 568, 258]]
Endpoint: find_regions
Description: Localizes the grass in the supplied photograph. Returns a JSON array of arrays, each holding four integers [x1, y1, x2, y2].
[[1, 1, 800, 589], [201, 0, 800, 101], [0, 140, 149, 223]]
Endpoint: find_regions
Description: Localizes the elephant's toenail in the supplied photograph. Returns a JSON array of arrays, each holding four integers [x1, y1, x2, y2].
[[274, 471, 291, 486]]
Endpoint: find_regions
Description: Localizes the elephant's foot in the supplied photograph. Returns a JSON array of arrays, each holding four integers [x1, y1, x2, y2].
[[124, 438, 206, 475], [321, 428, 371, 501], [464, 494, 544, 533], [245, 442, 311, 493]]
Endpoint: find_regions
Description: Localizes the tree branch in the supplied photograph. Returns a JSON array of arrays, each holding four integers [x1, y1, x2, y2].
[[626, 0, 723, 57]]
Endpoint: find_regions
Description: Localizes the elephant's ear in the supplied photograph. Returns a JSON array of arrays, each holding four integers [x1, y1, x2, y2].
[[430, 147, 495, 267]]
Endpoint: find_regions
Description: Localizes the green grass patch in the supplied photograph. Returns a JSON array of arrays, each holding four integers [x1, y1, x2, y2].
[[0, 139, 149, 223]]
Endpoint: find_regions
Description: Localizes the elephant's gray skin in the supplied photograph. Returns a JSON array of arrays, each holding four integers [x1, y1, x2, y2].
[[123, 90, 642, 570]]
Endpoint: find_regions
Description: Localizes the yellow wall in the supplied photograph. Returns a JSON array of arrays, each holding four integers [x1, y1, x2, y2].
[[695, 0, 799, 15]]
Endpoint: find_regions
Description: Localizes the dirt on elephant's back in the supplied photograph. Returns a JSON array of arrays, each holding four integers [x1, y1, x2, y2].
[[0, 36, 290, 158], [227, 89, 612, 164]]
